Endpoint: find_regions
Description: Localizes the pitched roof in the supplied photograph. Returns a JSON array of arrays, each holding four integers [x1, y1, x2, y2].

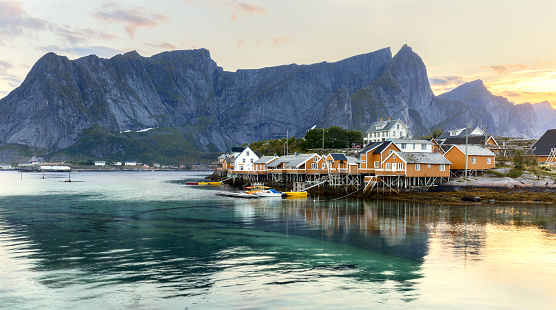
[[373, 141, 395, 154], [265, 154, 318, 168], [438, 127, 484, 139], [530, 129, 556, 156], [254, 156, 277, 164], [442, 136, 491, 145], [365, 119, 402, 133], [359, 141, 382, 154], [389, 139, 433, 145], [450, 145, 495, 156], [396, 152, 452, 165], [231, 147, 245, 153], [345, 156, 360, 164], [329, 153, 348, 161]]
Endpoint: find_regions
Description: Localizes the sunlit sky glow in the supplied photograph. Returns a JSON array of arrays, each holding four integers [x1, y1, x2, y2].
[[1, 0, 555, 107]]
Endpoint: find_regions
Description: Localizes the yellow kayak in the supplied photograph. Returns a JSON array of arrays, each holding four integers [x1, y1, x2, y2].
[[198, 182, 209, 185], [283, 191, 308, 198], [208, 182, 222, 186]]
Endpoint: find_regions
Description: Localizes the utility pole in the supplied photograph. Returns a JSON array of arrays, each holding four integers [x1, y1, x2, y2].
[[322, 128, 325, 150], [464, 125, 468, 180]]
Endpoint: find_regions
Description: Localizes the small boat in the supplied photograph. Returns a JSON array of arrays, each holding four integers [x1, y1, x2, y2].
[[198, 182, 209, 185], [186, 182, 198, 185], [207, 181, 222, 186], [283, 191, 308, 198], [256, 189, 283, 198], [217, 191, 258, 199]]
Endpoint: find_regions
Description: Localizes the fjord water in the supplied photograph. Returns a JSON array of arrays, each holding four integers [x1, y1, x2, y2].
[[0, 171, 554, 309]]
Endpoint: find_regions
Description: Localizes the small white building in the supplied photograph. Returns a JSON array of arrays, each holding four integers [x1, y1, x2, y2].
[[0, 164, 12, 170], [363, 118, 411, 145], [389, 139, 434, 153], [113, 162, 122, 166], [125, 161, 137, 166], [232, 146, 259, 172], [94, 161, 106, 166]]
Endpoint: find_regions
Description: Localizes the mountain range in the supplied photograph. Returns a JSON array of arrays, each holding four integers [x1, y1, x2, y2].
[[0, 45, 548, 163]]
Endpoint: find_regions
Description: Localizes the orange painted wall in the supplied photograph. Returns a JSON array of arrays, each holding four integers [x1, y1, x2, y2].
[[444, 148, 495, 170]]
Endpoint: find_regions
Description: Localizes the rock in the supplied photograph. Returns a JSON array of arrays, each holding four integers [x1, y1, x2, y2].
[[462, 196, 481, 202], [0, 45, 545, 157]]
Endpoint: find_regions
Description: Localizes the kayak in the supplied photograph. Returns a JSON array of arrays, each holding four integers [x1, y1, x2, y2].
[[186, 182, 198, 185], [283, 191, 308, 198]]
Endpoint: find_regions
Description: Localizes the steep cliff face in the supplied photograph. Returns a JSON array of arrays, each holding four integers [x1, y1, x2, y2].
[[438, 80, 543, 138], [0, 45, 544, 158], [532, 101, 556, 133]]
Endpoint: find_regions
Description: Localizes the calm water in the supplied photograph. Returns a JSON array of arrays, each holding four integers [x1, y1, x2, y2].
[[0, 171, 554, 309]]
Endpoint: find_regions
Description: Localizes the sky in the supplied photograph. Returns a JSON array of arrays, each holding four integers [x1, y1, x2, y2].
[[1, 0, 556, 107]]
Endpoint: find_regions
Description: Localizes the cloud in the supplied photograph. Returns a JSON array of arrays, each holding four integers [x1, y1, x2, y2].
[[92, 1, 169, 38], [144, 42, 178, 50], [272, 37, 292, 46], [236, 39, 246, 48], [54, 26, 117, 45], [41, 45, 123, 58], [429, 75, 467, 94], [480, 64, 527, 74], [0, 0, 48, 44], [0, 60, 14, 73], [184, 1, 268, 21], [500, 90, 522, 97]]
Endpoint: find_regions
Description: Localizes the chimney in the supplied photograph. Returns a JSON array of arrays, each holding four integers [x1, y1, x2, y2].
[[380, 118, 383, 122], [388, 117, 391, 121]]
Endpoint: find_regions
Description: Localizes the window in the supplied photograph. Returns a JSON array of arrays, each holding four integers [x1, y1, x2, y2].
[[393, 131, 396, 137], [398, 163, 403, 170], [412, 144, 416, 150], [393, 154, 396, 159], [242, 158, 245, 163], [487, 158, 492, 164], [312, 163, 317, 169], [415, 164, 420, 171], [389, 150, 393, 155], [246, 151, 249, 156], [374, 161, 379, 168], [421, 144, 427, 150], [250, 158, 254, 163], [440, 164, 445, 171], [397, 124, 400, 129], [313, 157, 318, 162], [322, 163, 326, 169], [401, 143, 406, 149], [427, 164, 431, 168], [472, 157, 476, 164], [385, 163, 391, 170], [240, 166, 243, 170]]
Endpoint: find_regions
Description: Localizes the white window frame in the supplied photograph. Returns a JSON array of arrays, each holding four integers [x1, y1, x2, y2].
[[385, 163, 391, 170], [242, 158, 246, 163], [472, 157, 476, 164], [322, 163, 326, 169], [313, 157, 318, 162], [415, 164, 420, 171], [374, 161, 379, 168], [440, 164, 445, 171], [487, 158, 491, 164], [398, 163, 403, 170], [311, 163, 317, 169]]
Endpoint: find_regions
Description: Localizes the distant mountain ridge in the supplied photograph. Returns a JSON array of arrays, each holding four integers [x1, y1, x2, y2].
[[0, 45, 544, 161], [531, 101, 556, 133]]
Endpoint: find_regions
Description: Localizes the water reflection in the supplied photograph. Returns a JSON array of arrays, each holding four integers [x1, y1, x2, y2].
[[0, 189, 555, 309]]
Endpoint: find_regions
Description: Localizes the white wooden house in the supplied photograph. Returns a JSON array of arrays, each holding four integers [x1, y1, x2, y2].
[[363, 118, 410, 145]]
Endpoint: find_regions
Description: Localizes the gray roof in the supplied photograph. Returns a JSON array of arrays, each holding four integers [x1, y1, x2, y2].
[[346, 156, 360, 164], [451, 145, 495, 156], [365, 120, 401, 133], [217, 154, 227, 159], [359, 141, 382, 154], [390, 139, 433, 145], [266, 154, 318, 168], [530, 129, 556, 156], [437, 127, 484, 140], [254, 156, 277, 164], [329, 153, 348, 161], [396, 152, 452, 165], [442, 136, 491, 145]]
